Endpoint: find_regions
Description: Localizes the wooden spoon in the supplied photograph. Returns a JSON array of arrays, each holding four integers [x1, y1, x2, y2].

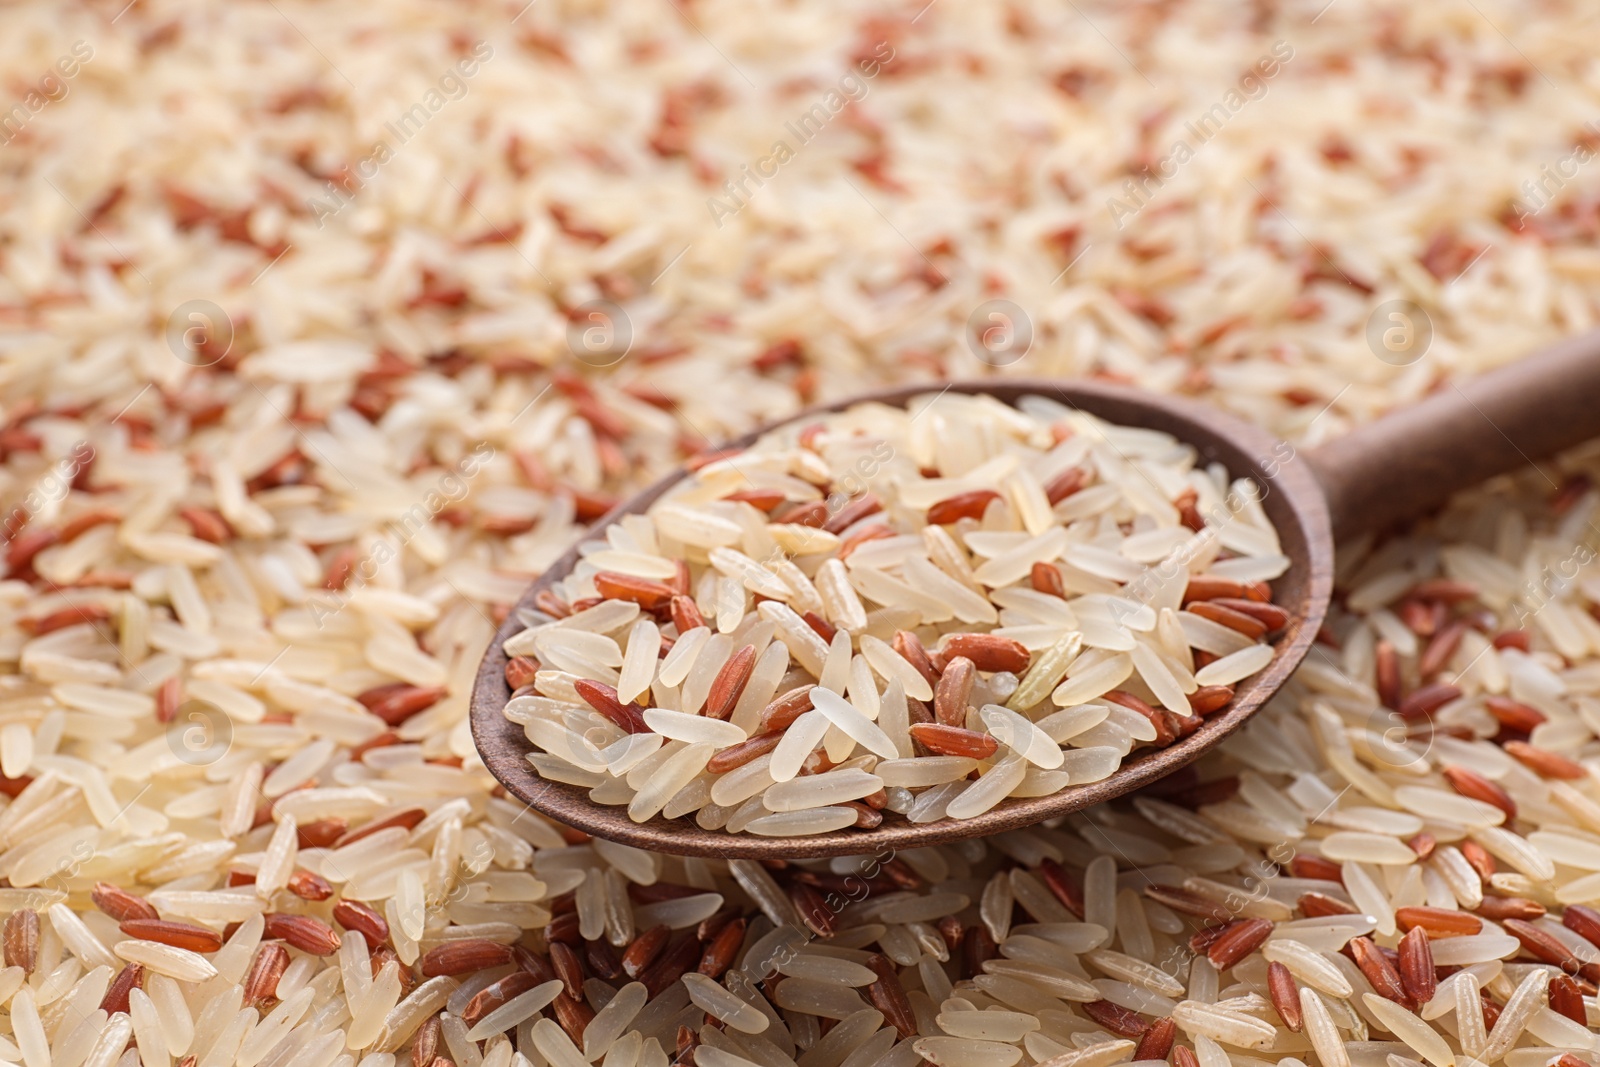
[[471, 333, 1600, 858]]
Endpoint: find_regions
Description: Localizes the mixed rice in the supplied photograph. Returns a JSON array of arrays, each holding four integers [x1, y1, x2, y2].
[[504, 397, 1287, 834], [1, 1, 1599, 1066]]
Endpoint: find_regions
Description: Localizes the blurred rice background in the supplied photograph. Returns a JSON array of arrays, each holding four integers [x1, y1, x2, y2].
[[2, 2, 1600, 1064], [5, 0, 1600, 451]]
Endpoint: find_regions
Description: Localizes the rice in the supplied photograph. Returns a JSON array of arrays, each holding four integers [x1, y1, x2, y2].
[[913, 1035, 1026, 1067], [112, 940, 217, 983], [1482, 970, 1553, 1062], [0, 0, 1596, 1062], [1171, 999, 1278, 1049], [681, 972, 770, 1034], [773, 952, 877, 985], [630, 892, 723, 930], [463, 980, 563, 1041], [508, 396, 1292, 832], [582, 980, 647, 1058], [744, 806, 860, 836]]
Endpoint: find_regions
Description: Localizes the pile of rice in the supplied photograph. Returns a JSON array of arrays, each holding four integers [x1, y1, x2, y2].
[[0, 1, 1598, 1065], [504, 396, 1287, 834]]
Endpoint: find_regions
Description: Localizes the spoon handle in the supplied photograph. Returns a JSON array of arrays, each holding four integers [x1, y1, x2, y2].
[[1307, 330, 1600, 539]]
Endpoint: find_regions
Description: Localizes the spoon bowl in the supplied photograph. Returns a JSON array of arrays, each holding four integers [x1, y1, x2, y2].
[[471, 379, 1333, 857], [471, 334, 1600, 857]]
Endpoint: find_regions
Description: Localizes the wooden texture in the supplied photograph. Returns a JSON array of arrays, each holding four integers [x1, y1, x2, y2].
[[1308, 329, 1600, 539], [470, 379, 1334, 858]]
